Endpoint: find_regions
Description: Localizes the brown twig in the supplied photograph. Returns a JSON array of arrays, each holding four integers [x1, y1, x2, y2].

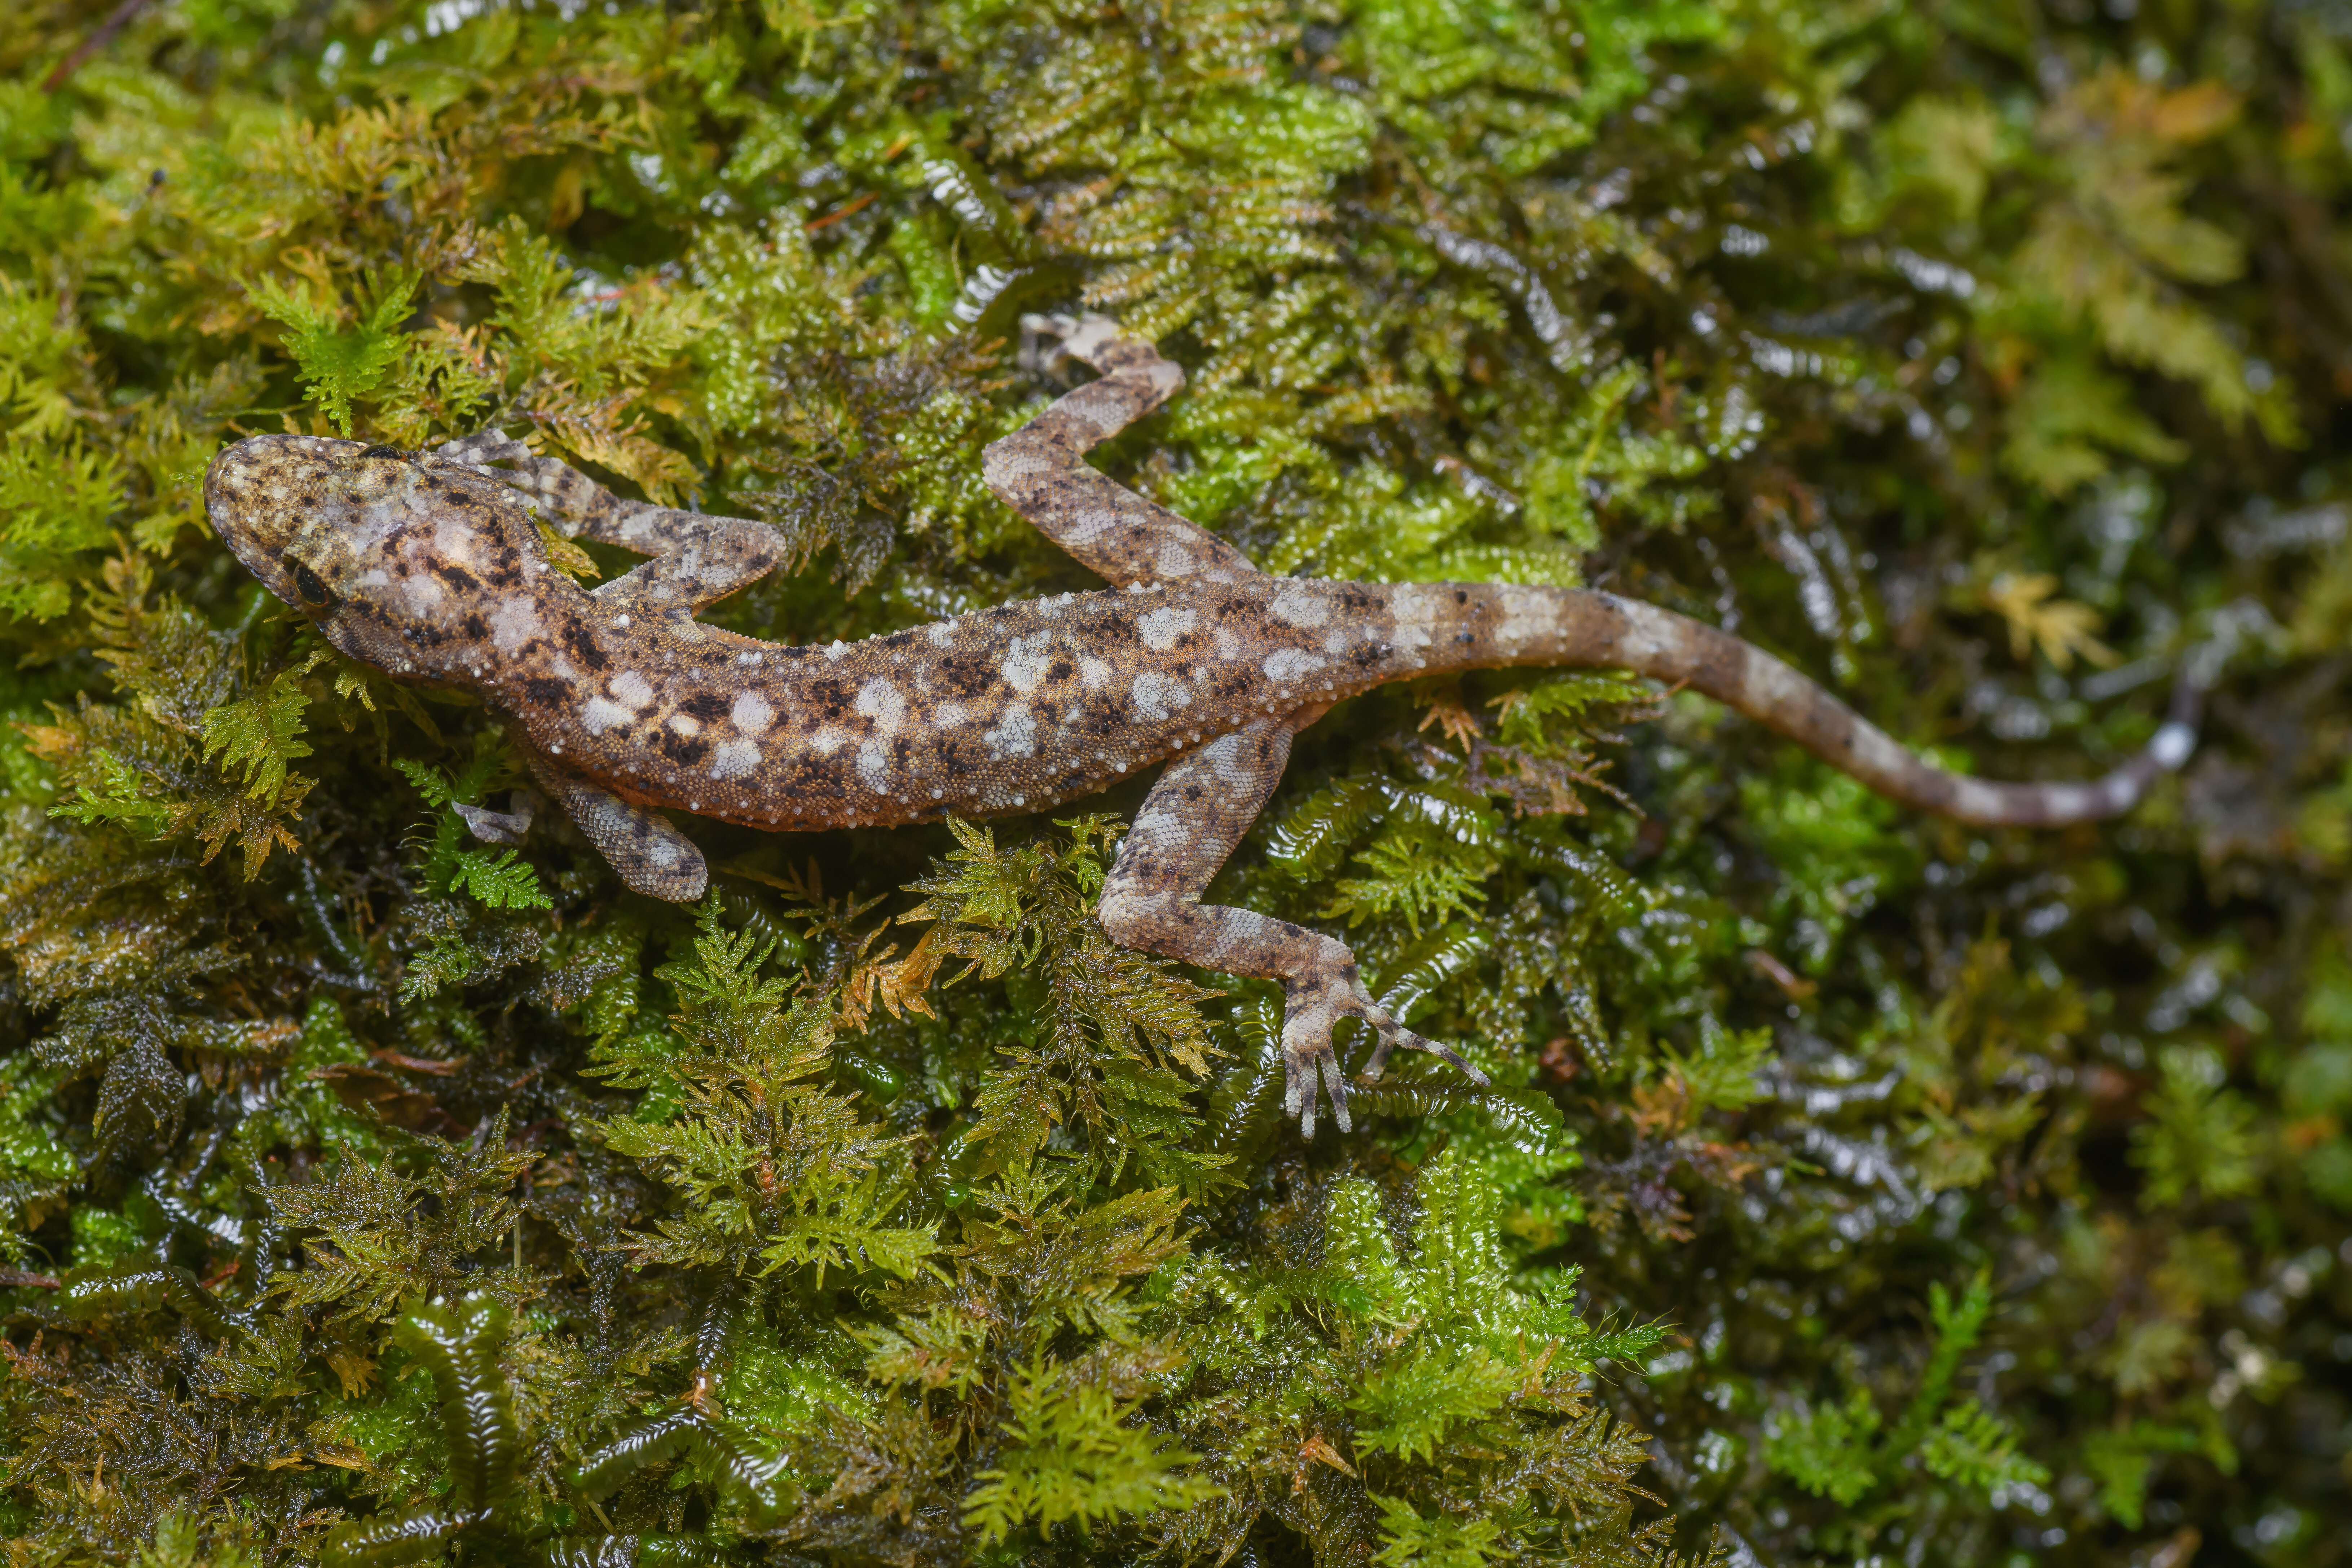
[[1744, 947, 1818, 1001], [371, 1048, 462, 1075], [803, 190, 879, 232], [40, 0, 154, 93]]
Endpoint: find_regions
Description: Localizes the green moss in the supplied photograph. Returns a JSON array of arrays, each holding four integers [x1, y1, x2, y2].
[[67, 1207, 143, 1271], [3, 0, 2350, 1563]]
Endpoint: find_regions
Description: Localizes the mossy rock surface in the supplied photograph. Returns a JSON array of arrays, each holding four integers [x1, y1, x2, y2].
[[3, 1, 2350, 1564]]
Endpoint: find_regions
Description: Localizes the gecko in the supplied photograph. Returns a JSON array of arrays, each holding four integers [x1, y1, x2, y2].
[[203, 314, 2202, 1136]]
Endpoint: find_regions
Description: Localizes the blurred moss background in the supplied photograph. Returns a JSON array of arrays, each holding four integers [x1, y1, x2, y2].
[[2, 0, 2349, 1564]]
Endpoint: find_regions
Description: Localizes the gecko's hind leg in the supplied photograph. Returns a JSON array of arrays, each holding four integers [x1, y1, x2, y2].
[[981, 315, 1259, 589], [1097, 714, 1489, 1138], [525, 755, 708, 902]]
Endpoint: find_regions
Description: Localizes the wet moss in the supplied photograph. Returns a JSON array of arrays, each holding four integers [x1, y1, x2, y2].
[[3, 0, 2349, 1563]]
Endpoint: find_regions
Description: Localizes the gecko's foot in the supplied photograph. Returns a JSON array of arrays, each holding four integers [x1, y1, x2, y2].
[[429, 430, 532, 471], [1019, 311, 1125, 373], [1280, 969, 1490, 1139], [453, 790, 538, 846], [425, 431, 547, 505]]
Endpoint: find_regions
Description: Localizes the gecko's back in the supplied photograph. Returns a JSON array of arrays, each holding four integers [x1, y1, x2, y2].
[[515, 578, 1427, 831], [206, 432, 1423, 828]]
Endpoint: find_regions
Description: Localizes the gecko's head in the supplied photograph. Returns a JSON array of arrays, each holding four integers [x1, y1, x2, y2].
[[205, 434, 545, 682]]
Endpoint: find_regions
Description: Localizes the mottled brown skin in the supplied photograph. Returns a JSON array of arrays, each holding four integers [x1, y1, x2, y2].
[[204, 315, 2199, 1136]]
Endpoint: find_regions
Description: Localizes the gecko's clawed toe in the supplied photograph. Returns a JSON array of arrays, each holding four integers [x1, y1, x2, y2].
[[1321, 1053, 1352, 1131], [1281, 1042, 1350, 1141], [1280, 983, 1351, 1139], [1281, 970, 1487, 1137], [1360, 1015, 1489, 1087]]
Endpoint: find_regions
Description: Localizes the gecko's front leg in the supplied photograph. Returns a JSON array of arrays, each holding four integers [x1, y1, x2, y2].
[[426, 432, 780, 617], [524, 752, 710, 902], [420, 433, 778, 895], [1098, 715, 1489, 1137]]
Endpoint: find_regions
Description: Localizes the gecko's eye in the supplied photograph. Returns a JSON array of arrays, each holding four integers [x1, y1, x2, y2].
[[358, 444, 405, 461], [287, 557, 333, 608]]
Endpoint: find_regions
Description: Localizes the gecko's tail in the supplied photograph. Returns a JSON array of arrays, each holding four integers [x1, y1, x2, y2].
[[1399, 583, 2202, 828]]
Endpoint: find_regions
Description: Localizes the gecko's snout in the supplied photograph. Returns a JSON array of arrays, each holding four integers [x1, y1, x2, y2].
[[204, 433, 369, 606]]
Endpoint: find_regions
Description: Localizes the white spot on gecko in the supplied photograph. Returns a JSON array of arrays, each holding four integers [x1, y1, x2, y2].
[[1065, 506, 1118, 548], [400, 575, 448, 616], [1386, 583, 1446, 652], [1127, 807, 1184, 848], [489, 598, 544, 655], [854, 678, 909, 735], [983, 706, 1039, 758], [1605, 596, 1682, 665], [858, 738, 891, 784], [1131, 670, 1193, 721], [609, 670, 655, 709], [1496, 584, 1558, 649], [1001, 634, 1052, 695], [1263, 648, 1326, 682], [581, 696, 634, 735], [731, 691, 774, 734], [1269, 582, 1328, 627], [1136, 605, 1197, 652], [1203, 732, 1252, 785], [668, 713, 701, 737], [428, 513, 488, 569], [710, 739, 761, 780]]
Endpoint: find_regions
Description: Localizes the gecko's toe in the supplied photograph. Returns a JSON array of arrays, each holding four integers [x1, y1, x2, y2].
[[1285, 1045, 1326, 1140], [1018, 313, 1081, 376], [1364, 1024, 1477, 1083], [1321, 1053, 1353, 1134], [1285, 1043, 1339, 1139], [1058, 313, 1123, 354], [1352, 992, 1490, 1091], [1281, 987, 1352, 1138]]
